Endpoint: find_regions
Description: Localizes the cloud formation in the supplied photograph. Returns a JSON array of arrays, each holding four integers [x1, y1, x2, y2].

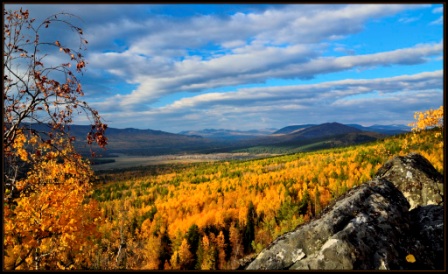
[[94, 70, 442, 131], [89, 41, 442, 111], [5, 3, 443, 132]]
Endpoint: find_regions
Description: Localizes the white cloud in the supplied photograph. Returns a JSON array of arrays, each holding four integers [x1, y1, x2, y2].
[[91, 40, 442, 111], [429, 5, 443, 25], [432, 6, 443, 13], [429, 16, 443, 25], [161, 70, 443, 110], [398, 16, 421, 23], [57, 3, 418, 58], [89, 70, 441, 131]]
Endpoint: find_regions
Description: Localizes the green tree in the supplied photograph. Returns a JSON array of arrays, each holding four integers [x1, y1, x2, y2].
[[243, 201, 256, 254], [185, 224, 200, 269], [158, 228, 172, 269], [298, 190, 310, 215]]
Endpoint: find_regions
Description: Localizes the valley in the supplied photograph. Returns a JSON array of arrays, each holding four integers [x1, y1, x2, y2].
[[91, 152, 279, 171], [69, 121, 410, 171]]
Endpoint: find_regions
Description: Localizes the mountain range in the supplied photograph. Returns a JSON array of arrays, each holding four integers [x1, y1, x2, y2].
[[22, 122, 410, 157], [179, 123, 410, 140]]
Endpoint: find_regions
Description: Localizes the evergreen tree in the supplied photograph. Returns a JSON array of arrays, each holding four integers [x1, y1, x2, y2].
[[243, 201, 256, 253], [186, 224, 200, 269], [298, 190, 310, 215], [158, 228, 172, 269]]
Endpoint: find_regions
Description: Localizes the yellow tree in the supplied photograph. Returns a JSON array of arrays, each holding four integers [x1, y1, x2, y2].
[[199, 235, 216, 270], [178, 238, 193, 270], [4, 8, 107, 270], [215, 230, 227, 269], [3, 136, 102, 269], [409, 106, 444, 132], [408, 106, 443, 148], [229, 222, 243, 269], [142, 235, 161, 270]]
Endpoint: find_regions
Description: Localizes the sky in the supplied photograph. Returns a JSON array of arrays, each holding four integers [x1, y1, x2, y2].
[[4, 3, 444, 133]]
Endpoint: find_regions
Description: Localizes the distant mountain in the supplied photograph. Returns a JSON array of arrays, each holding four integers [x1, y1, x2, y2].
[[272, 124, 316, 135], [274, 123, 411, 136], [75, 126, 216, 156], [236, 123, 386, 154], [269, 122, 361, 140], [179, 128, 277, 141], [236, 123, 361, 145], [259, 122, 363, 145], [22, 123, 215, 156], [347, 124, 411, 135], [286, 122, 361, 139]]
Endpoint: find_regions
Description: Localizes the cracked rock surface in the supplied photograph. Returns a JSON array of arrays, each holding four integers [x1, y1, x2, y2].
[[375, 152, 443, 210], [245, 153, 444, 270]]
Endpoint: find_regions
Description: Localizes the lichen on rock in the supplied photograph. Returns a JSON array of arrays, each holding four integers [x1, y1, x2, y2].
[[245, 153, 444, 270]]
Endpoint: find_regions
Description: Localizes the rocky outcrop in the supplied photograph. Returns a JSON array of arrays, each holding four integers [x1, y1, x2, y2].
[[375, 152, 443, 210], [407, 205, 444, 270], [245, 153, 444, 270]]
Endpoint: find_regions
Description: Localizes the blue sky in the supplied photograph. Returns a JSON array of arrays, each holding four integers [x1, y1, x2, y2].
[[5, 3, 444, 132]]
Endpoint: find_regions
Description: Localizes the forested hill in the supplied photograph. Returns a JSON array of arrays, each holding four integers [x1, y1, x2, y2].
[[273, 123, 410, 136]]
